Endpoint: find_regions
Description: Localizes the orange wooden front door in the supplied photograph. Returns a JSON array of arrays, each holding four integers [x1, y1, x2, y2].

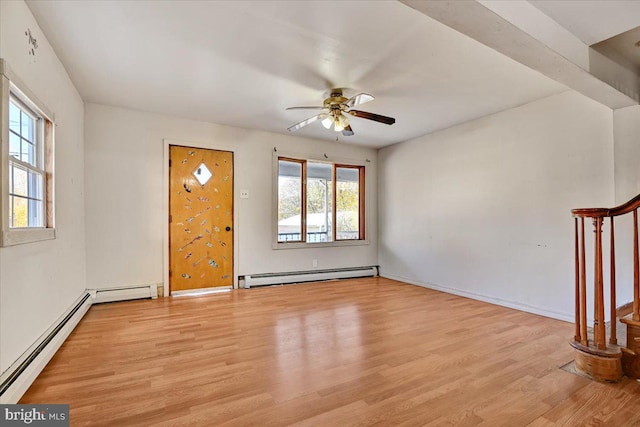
[[169, 146, 233, 292]]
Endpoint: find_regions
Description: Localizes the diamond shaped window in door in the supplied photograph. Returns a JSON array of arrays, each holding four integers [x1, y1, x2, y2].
[[193, 163, 212, 186]]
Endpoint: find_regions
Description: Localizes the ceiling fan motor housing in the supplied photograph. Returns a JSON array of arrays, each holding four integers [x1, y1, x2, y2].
[[324, 89, 348, 110]]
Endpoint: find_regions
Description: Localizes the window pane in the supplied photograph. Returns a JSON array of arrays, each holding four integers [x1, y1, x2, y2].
[[22, 141, 35, 166], [306, 162, 332, 243], [28, 198, 44, 227], [278, 160, 302, 242], [11, 164, 28, 197], [28, 170, 43, 200], [336, 167, 360, 240], [9, 101, 21, 134], [9, 132, 21, 159], [11, 196, 28, 228], [21, 111, 35, 143], [192, 162, 212, 186]]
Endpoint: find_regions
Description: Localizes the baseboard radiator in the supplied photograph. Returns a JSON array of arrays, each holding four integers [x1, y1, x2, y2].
[[0, 292, 92, 404], [89, 284, 158, 304], [243, 266, 378, 288]]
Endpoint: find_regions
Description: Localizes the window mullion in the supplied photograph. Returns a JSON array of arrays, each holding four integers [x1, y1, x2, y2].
[[19, 105, 23, 166], [301, 160, 307, 243], [359, 166, 365, 240], [332, 164, 337, 242]]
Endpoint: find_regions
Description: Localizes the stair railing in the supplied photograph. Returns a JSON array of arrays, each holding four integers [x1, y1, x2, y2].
[[571, 193, 640, 380]]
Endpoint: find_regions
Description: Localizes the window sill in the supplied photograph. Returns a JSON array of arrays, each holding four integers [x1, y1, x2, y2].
[[1, 227, 55, 247], [272, 239, 370, 250]]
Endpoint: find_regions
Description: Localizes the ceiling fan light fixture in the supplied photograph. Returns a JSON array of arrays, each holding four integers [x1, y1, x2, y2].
[[321, 116, 334, 129], [334, 113, 349, 132]]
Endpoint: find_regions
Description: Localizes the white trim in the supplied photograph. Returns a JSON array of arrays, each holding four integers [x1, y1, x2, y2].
[[0, 292, 91, 404], [89, 285, 158, 304], [272, 150, 371, 249], [273, 149, 368, 168], [380, 272, 575, 323], [0, 59, 54, 121], [272, 239, 370, 250], [2, 227, 55, 246], [244, 266, 378, 288], [1, 72, 10, 246], [163, 138, 240, 297]]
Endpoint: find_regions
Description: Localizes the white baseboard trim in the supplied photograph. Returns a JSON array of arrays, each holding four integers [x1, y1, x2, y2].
[[0, 292, 92, 404], [380, 272, 574, 323], [89, 284, 158, 304], [244, 266, 378, 288]]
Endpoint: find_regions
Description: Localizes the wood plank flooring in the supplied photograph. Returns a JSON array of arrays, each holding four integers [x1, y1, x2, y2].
[[21, 277, 640, 426]]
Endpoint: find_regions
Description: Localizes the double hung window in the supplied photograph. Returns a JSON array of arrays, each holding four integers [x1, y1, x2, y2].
[[1, 59, 55, 246]]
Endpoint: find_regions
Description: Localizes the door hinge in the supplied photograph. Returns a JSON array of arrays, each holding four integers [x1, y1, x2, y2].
[[169, 159, 172, 167], [169, 215, 172, 223], [169, 269, 172, 277]]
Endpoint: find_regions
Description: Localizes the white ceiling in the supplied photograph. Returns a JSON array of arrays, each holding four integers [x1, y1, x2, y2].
[[529, 0, 640, 46], [26, 0, 568, 148]]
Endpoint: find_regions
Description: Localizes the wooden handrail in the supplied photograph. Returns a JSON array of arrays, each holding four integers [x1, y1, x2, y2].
[[572, 193, 640, 218]]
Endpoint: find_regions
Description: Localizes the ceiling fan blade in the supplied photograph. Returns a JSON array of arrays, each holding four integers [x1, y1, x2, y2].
[[348, 110, 396, 125], [286, 106, 326, 110], [342, 124, 354, 136], [345, 93, 374, 108], [287, 113, 329, 132]]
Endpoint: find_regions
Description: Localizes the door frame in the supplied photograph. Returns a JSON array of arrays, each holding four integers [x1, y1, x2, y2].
[[163, 138, 239, 295]]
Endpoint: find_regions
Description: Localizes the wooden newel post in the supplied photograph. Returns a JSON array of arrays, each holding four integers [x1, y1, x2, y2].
[[574, 218, 581, 342], [610, 217, 617, 345], [634, 209, 639, 322]]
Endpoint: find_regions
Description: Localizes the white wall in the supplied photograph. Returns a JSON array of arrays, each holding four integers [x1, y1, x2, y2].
[[612, 105, 640, 307], [378, 91, 614, 321], [84, 104, 377, 290], [614, 106, 640, 203], [0, 1, 86, 373]]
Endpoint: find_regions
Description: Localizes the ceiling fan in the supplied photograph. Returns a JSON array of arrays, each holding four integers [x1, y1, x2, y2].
[[286, 88, 395, 137]]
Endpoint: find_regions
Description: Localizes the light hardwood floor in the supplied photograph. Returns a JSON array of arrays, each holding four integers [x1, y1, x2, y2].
[[21, 277, 640, 426]]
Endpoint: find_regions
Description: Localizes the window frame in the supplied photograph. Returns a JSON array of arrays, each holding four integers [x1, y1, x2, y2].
[[276, 157, 307, 243], [273, 152, 368, 249], [0, 59, 55, 246], [333, 163, 366, 242]]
